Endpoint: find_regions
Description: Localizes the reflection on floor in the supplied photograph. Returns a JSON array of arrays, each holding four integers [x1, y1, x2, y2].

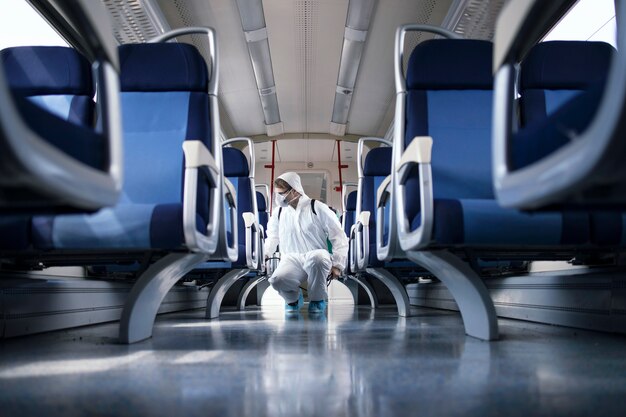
[[1, 304, 626, 416]]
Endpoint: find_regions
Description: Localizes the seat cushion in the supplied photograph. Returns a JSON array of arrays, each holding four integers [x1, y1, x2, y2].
[[410, 199, 589, 246], [32, 203, 206, 250]]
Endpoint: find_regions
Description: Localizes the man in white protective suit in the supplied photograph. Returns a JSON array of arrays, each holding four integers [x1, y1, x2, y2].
[[264, 172, 349, 314]]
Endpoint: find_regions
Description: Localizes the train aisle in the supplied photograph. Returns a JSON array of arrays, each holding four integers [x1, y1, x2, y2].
[[1, 305, 625, 416]]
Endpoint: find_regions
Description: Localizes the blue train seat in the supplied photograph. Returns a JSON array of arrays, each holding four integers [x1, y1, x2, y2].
[[27, 36, 229, 343], [515, 41, 622, 246], [256, 191, 268, 232], [513, 41, 614, 170], [203, 139, 263, 319], [32, 43, 222, 253], [1, 46, 94, 126], [0, 1, 123, 212], [343, 191, 357, 238], [399, 39, 588, 249], [387, 33, 598, 340], [0, 46, 97, 251], [342, 190, 358, 274], [491, 0, 626, 209], [355, 145, 392, 270], [223, 145, 260, 269]]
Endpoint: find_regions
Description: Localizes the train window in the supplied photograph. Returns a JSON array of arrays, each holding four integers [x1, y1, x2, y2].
[[298, 172, 328, 204], [543, 0, 616, 47], [0, 0, 68, 49]]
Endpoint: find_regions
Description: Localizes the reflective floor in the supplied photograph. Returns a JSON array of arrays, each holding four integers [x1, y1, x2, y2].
[[1, 305, 626, 416]]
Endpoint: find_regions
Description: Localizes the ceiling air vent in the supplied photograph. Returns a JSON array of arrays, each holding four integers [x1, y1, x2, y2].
[[100, 0, 170, 44], [444, 0, 506, 40]]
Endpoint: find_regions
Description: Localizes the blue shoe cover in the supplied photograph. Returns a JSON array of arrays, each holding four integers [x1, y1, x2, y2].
[[285, 290, 304, 312], [308, 300, 327, 314]]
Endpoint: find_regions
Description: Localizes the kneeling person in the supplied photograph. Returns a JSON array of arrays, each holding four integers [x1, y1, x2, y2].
[[264, 172, 348, 313]]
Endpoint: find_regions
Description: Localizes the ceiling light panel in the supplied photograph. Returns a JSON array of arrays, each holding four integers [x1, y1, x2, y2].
[[264, 0, 347, 135], [237, 0, 266, 30], [236, 0, 284, 136], [329, 0, 377, 133]]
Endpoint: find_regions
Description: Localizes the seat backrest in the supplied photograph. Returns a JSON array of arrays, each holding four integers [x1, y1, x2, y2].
[[223, 147, 253, 265], [343, 191, 357, 237], [1, 46, 94, 126], [405, 39, 494, 201], [256, 191, 268, 231], [118, 43, 212, 228], [519, 41, 613, 127], [360, 147, 392, 265]]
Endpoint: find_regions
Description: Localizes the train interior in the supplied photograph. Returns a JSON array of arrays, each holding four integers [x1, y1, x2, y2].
[[1, 0, 626, 415]]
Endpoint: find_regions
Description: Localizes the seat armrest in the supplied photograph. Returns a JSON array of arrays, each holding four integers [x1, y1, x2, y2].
[[242, 211, 260, 269], [181, 140, 222, 255], [394, 136, 435, 251], [376, 174, 402, 261], [397, 136, 432, 182], [183, 140, 219, 173], [348, 223, 357, 274], [355, 211, 371, 271]]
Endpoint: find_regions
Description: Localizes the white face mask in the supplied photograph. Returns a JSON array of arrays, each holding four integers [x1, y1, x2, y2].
[[276, 189, 296, 208]]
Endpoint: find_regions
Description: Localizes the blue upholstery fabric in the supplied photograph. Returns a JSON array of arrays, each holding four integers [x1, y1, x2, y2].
[[118, 43, 208, 92], [410, 199, 588, 246], [1, 46, 94, 126], [32, 43, 214, 251], [32, 203, 203, 250], [361, 148, 392, 266], [223, 147, 253, 266], [363, 147, 392, 176], [512, 83, 605, 170], [519, 41, 613, 127], [588, 212, 624, 246], [2, 46, 99, 170], [256, 192, 268, 231], [1, 46, 92, 96], [520, 41, 614, 91], [346, 191, 357, 211], [223, 148, 250, 177], [27, 95, 93, 126], [406, 40, 493, 90], [0, 217, 30, 250], [403, 39, 586, 246], [343, 191, 357, 237], [15, 95, 105, 169]]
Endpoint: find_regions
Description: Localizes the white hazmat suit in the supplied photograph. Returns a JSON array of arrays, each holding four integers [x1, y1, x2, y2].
[[265, 172, 349, 303]]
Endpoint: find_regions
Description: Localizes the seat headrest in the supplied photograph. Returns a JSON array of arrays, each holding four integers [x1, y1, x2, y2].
[[222, 147, 250, 177], [521, 41, 614, 90], [346, 191, 358, 211], [1, 46, 92, 96], [406, 39, 493, 90], [119, 43, 208, 92], [256, 191, 267, 211], [363, 147, 392, 176]]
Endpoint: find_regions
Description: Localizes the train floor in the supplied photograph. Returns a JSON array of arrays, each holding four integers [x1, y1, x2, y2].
[[1, 304, 625, 417]]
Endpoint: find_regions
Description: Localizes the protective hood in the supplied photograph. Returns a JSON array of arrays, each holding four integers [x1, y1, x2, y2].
[[277, 172, 306, 196]]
